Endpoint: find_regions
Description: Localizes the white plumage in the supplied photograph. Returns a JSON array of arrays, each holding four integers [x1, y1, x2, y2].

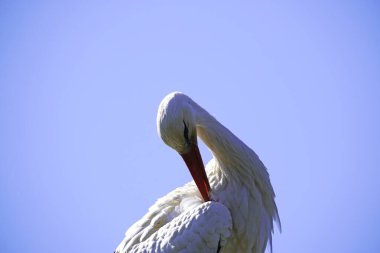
[[115, 92, 280, 253], [123, 202, 232, 253]]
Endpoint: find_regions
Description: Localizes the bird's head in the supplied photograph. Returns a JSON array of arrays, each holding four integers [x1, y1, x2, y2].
[[157, 92, 211, 202], [157, 92, 197, 153]]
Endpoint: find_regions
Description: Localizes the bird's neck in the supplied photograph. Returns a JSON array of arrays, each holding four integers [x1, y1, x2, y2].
[[193, 104, 256, 174]]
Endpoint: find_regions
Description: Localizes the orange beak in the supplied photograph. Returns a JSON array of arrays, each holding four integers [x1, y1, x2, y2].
[[180, 144, 211, 202]]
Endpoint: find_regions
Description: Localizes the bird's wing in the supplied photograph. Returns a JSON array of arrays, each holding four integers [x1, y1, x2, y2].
[[118, 201, 232, 253], [115, 184, 232, 253]]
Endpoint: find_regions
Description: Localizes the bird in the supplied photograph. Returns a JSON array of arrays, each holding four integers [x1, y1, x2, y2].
[[115, 92, 280, 253]]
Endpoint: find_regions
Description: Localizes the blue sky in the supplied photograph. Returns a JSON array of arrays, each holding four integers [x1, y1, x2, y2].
[[1, 1, 380, 252]]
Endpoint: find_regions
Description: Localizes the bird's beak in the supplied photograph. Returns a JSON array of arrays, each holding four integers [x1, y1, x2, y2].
[[180, 144, 211, 202]]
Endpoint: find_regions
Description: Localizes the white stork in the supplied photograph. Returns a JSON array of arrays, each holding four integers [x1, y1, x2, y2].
[[115, 92, 280, 253]]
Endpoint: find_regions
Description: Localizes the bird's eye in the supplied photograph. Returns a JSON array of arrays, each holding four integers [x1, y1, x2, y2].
[[183, 120, 190, 144]]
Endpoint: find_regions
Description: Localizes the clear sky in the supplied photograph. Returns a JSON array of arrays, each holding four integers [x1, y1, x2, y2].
[[1, 1, 380, 252]]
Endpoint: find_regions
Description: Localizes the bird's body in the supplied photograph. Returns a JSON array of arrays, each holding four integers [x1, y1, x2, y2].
[[115, 92, 280, 253]]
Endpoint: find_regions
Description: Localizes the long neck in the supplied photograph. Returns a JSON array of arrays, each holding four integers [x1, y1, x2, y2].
[[192, 103, 260, 177]]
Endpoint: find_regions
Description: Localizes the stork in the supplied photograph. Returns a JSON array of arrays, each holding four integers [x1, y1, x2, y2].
[[115, 92, 280, 253]]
